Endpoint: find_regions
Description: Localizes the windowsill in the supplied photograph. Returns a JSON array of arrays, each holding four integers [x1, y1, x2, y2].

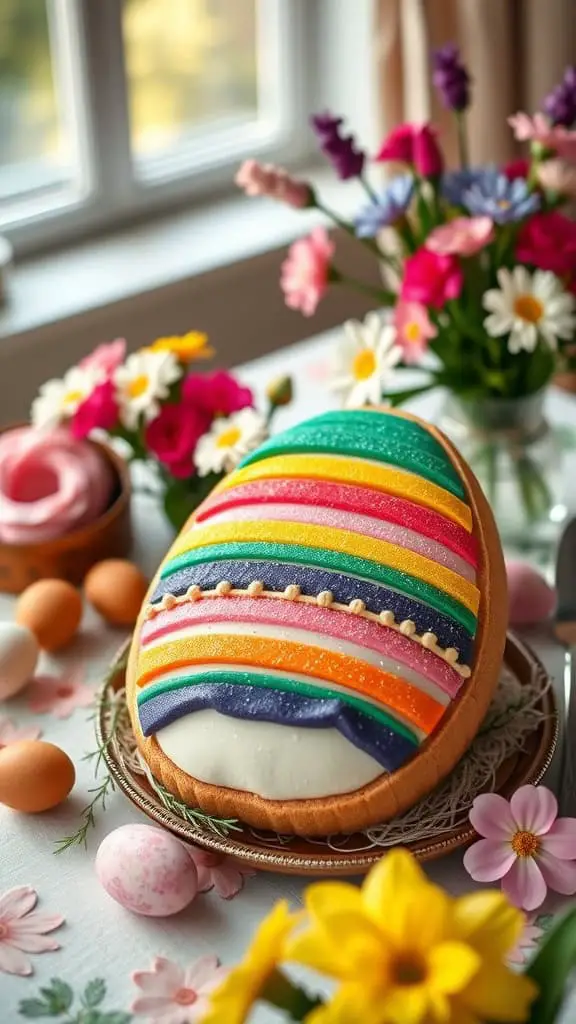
[[0, 168, 371, 347]]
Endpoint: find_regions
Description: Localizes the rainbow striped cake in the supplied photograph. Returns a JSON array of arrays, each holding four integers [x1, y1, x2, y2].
[[126, 407, 506, 836]]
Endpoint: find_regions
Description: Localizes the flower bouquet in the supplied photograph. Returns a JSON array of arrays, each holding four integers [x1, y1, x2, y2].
[[204, 848, 576, 1024], [237, 52, 576, 547], [30, 335, 291, 532]]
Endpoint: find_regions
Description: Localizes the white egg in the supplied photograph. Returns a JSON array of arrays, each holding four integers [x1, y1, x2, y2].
[[0, 622, 39, 699]]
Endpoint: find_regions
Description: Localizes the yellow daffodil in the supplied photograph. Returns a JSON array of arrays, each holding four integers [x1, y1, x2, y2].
[[148, 331, 214, 363], [203, 900, 299, 1024], [287, 849, 537, 1024]]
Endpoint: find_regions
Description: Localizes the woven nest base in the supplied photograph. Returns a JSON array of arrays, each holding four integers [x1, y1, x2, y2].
[[97, 632, 558, 877]]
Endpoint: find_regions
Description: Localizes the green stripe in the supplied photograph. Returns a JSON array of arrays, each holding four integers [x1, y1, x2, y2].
[[301, 410, 448, 454], [137, 668, 419, 743], [161, 541, 477, 634], [238, 423, 465, 498]]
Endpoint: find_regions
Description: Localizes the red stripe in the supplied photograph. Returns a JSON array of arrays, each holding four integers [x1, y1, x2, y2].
[[196, 477, 478, 567]]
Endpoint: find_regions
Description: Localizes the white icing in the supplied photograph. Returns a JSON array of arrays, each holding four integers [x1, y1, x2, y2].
[[156, 710, 383, 799], [143, 622, 449, 705]]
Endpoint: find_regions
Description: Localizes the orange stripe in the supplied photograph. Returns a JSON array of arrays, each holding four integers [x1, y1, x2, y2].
[[136, 634, 445, 735]]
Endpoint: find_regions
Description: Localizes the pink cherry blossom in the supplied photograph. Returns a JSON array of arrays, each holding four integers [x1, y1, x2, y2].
[[0, 886, 64, 976], [507, 914, 544, 965], [464, 785, 576, 911], [235, 160, 313, 209], [426, 216, 495, 257], [188, 849, 255, 900], [79, 339, 126, 377], [26, 665, 94, 720], [0, 716, 41, 749], [508, 112, 576, 162], [393, 300, 438, 365], [131, 955, 228, 1023], [280, 227, 335, 316]]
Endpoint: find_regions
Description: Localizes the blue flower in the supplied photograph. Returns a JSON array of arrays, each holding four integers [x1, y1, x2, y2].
[[462, 170, 540, 223], [355, 176, 414, 237], [441, 168, 485, 206]]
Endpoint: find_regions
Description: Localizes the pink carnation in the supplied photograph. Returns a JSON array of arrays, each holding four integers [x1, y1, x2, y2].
[[235, 159, 312, 209], [426, 216, 494, 257], [376, 123, 443, 176], [145, 402, 209, 479], [71, 380, 119, 439], [401, 248, 463, 308], [508, 112, 576, 162], [79, 338, 126, 377], [280, 226, 335, 316], [393, 300, 437, 364], [183, 370, 253, 418]]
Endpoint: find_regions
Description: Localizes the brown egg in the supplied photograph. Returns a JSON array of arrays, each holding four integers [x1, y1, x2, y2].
[[16, 579, 83, 651], [0, 740, 75, 812], [85, 559, 148, 627]]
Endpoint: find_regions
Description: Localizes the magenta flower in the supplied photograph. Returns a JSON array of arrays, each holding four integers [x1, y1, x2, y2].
[[0, 886, 64, 976], [401, 248, 463, 308], [189, 849, 255, 900], [71, 380, 119, 439], [78, 338, 126, 377], [280, 227, 335, 316], [0, 716, 41, 748], [393, 300, 437, 365], [145, 402, 209, 480], [376, 123, 443, 176], [235, 159, 313, 209], [464, 785, 576, 911], [26, 666, 94, 720], [183, 370, 253, 418], [131, 955, 228, 1022]]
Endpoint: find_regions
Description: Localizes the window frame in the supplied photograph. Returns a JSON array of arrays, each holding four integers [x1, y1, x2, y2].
[[1, 0, 315, 255]]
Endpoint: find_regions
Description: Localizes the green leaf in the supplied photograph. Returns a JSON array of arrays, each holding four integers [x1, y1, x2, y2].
[[18, 999, 55, 1019], [526, 907, 576, 1023], [383, 383, 437, 407], [162, 472, 222, 532], [83, 980, 106, 1008], [93, 1013, 132, 1024], [37, 980, 74, 1015]]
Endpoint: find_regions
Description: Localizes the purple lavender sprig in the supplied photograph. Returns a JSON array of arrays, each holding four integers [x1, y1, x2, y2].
[[544, 66, 576, 127], [311, 111, 365, 180], [432, 44, 471, 112]]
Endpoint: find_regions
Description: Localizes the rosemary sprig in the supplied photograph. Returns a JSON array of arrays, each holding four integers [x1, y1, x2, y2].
[[53, 775, 116, 855], [150, 776, 242, 838]]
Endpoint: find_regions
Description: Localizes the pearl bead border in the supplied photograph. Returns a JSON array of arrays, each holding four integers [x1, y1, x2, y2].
[[145, 582, 472, 679]]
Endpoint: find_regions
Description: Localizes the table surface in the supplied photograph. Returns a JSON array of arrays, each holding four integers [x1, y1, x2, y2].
[[1, 328, 575, 1022]]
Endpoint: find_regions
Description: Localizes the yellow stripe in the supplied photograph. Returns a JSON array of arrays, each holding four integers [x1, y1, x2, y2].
[[213, 454, 472, 530], [171, 519, 479, 614]]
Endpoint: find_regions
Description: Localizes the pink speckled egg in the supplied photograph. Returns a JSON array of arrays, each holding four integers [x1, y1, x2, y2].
[[95, 824, 198, 916], [506, 560, 557, 626]]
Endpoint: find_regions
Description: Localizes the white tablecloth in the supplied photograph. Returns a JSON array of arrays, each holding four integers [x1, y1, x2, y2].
[[0, 329, 574, 1022]]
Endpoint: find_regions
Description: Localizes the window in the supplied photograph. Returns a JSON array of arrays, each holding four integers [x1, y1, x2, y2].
[[0, 0, 310, 254]]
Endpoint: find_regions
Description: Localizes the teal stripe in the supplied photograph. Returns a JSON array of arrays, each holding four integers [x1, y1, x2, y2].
[[238, 423, 464, 498], [161, 541, 477, 634], [295, 411, 448, 455], [137, 668, 419, 743]]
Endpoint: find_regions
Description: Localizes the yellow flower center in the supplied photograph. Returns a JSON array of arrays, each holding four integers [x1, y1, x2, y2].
[[513, 294, 544, 324], [404, 322, 421, 344], [128, 374, 150, 399], [174, 988, 197, 1006], [352, 349, 376, 381], [498, 199, 512, 209], [62, 390, 84, 407], [217, 425, 242, 449], [511, 830, 540, 857], [390, 951, 428, 986]]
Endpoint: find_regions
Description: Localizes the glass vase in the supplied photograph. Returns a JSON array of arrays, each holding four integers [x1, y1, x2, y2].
[[438, 390, 567, 557]]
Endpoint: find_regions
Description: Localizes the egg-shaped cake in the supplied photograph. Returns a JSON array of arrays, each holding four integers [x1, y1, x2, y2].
[[126, 407, 506, 836]]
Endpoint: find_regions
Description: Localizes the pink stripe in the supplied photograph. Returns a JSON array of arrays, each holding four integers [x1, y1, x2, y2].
[[205, 503, 475, 582], [141, 597, 463, 699]]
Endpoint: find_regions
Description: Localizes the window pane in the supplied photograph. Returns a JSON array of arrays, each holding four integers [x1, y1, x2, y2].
[[123, 0, 259, 163], [0, 0, 72, 201]]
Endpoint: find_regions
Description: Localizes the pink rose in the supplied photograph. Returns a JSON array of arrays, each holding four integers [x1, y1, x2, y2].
[[145, 402, 209, 479], [280, 226, 335, 316], [376, 123, 443, 176], [71, 380, 118, 439], [401, 248, 463, 308], [516, 212, 576, 289], [79, 339, 126, 377], [393, 300, 437, 364], [183, 370, 253, 418], [426, 216, 495, 257]]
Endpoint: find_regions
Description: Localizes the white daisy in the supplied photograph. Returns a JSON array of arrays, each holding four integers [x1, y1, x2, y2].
[[31, 366, 102, 428], [483, 266, 576, 354], [114, 349, 182, 429], [328, 312, 402, 408], [194, 408, 268, 476]]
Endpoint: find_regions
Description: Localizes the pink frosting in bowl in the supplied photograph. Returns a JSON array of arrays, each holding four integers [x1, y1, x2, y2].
[[0, 427, 115, 545]]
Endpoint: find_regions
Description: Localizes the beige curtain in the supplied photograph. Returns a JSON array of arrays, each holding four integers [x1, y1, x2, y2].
[[376, 0, 576, 166]]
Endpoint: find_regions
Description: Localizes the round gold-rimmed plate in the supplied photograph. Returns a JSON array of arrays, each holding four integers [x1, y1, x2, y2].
[[98, 632, 558, 876]]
